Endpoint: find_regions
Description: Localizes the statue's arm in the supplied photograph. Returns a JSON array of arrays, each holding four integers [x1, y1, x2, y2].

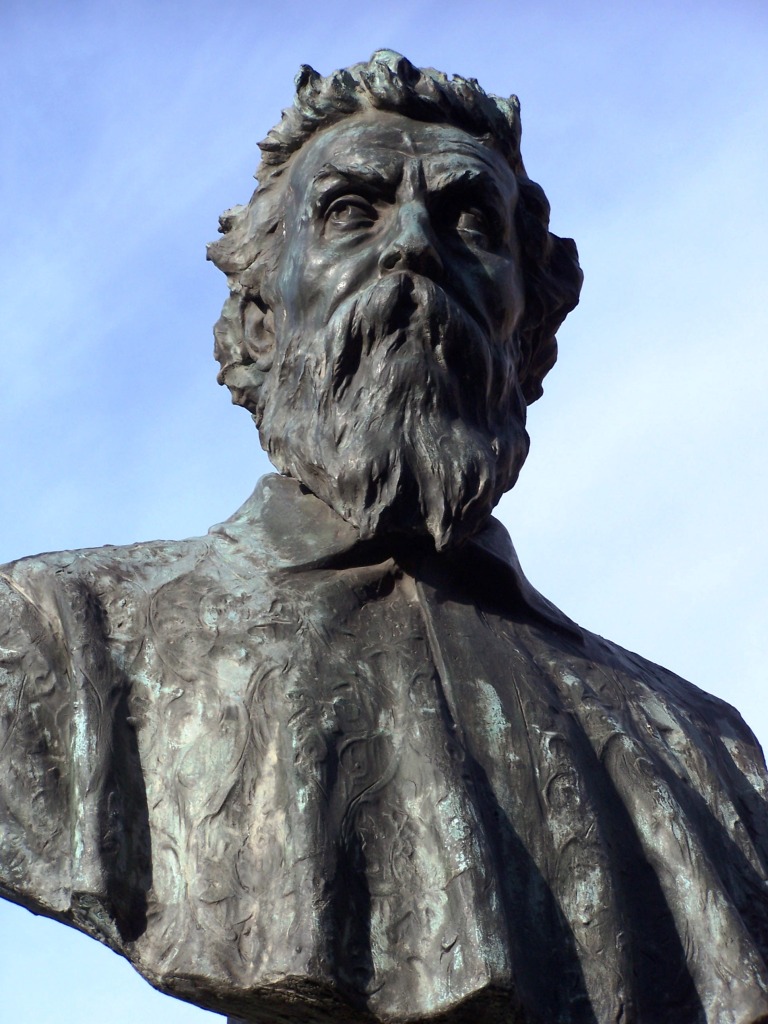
[[0, 562, 75, 921], [1, 555, 150, 948]]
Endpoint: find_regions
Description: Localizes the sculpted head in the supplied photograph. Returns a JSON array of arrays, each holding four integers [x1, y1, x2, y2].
[[209, 51, 582, 548]]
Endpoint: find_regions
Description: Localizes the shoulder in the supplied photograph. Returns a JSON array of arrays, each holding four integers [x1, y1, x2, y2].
[[577, 625, 768, 789], [0, 533, 246, 682], [0, 536, 203, 623]]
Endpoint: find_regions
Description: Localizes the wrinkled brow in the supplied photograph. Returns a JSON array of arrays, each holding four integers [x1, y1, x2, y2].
[[428, 165, 512, 215], [309, 160, 401, 197], [428, 163, 502, 192]]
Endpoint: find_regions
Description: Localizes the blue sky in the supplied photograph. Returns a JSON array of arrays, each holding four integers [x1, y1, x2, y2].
[[1, 1, 767, 1019]]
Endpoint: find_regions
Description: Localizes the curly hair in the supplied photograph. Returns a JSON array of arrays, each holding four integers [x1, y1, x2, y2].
[[207, 50, 583, 415]]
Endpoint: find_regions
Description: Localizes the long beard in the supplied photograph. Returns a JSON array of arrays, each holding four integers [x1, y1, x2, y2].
[[258, 273, 529, 550]]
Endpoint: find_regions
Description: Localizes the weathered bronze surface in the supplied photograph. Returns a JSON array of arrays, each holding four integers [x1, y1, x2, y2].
[[2, 51, 768, 1024]]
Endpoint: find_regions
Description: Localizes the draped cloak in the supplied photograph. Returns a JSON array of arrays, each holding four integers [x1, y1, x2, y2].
[[2, 474, 768, 1024]]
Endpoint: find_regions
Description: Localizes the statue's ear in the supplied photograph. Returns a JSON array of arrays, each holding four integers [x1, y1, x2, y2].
[[213, 291, 275, 420], [210, 196, 283, 418], [242, 296, 275, 373]]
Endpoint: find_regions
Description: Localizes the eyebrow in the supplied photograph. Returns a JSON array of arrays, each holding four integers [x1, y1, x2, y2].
[[305, 157, 514, 214], [309, 161, 400, 196], [435, 163, 496, 184], [431, 166, 509, 211]]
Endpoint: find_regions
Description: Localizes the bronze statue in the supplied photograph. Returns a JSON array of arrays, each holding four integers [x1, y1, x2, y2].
[[2, 51, 768, 1024]]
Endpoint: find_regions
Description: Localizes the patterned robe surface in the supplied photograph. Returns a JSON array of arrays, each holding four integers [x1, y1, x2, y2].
[[2, 474, 768, 1024]]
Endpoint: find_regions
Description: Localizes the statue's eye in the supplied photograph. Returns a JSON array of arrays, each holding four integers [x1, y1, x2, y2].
[[324, 196, 377, 235], [456, 208, 493, 247]]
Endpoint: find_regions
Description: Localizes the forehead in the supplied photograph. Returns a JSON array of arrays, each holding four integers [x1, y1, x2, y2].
[[286, 110, 517, 198]]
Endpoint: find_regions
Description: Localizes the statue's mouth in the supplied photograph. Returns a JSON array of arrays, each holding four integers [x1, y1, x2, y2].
[[386, 271, 420, 333]]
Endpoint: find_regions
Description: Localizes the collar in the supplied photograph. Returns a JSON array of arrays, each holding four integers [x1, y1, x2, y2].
[[211, 474, 582, 641]]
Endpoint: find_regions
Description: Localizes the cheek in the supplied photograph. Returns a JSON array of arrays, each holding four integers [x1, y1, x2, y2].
[[277, 220, 369, 316], [468, 256, 524, 333], [273, 232, 330, 329], [497, 264, 525, 333]]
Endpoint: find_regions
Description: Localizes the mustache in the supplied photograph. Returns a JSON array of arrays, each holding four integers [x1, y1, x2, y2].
[[325, 272, 494, 401]]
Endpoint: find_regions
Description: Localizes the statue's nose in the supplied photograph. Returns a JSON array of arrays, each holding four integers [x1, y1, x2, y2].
[[378, 201, 444, 280]]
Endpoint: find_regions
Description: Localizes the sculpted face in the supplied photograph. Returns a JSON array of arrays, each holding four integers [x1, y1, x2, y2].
[[258, 111, 531, 548], [271, 110, 525, 358]]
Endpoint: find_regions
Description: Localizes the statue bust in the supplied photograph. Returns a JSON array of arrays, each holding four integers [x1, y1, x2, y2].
[[2, 51, 767, 1024]]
